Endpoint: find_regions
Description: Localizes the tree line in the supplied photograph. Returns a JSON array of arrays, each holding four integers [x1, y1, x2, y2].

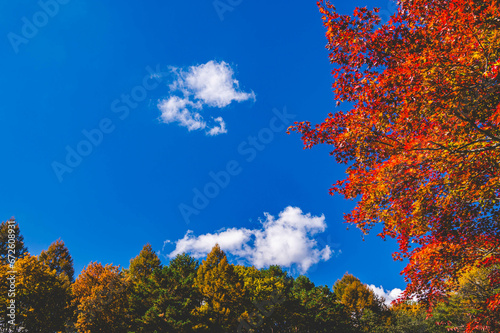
[[0, 218, 496, 332]]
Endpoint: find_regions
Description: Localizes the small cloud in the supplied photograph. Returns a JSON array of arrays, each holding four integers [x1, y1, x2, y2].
[[174, 60, 255, 107], [158, 96, 205, 131], [207, 117, 227, 136], [368, 285, 404, 305], [158, 60, 255, 135], [167, 206, 334, 273]]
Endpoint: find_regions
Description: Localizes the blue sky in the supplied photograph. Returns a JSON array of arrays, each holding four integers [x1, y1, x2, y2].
[[0, 0, 404, 301]]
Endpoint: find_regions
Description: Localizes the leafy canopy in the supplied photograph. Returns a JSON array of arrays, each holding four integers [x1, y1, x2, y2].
[[290, 0, 500, 330]]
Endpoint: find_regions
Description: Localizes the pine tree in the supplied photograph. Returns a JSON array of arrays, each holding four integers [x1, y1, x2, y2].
[[127, 244, 162, 281], [194, 244, 245, 332], [0, 218, 27, 265], [126, 244, 162, 332], [39, 239, 74, 282], [140, 253, 201, 332]]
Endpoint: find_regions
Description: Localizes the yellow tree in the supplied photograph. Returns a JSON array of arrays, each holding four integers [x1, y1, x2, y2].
[[127, 244, 162, 282], [194, 244, 245, 332], [431, 265, 500, 332], [333, 273, 385, 328], [72, 262, 130, 333], [235, 266, 286, 302], [234, 265, 288, 331], [0, 253, 71, 332], [456, 265, 500, 331]]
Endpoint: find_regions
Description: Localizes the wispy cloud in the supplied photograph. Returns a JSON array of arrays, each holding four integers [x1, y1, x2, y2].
[[368, 285, 403, 305], [158, 96, 205, 131], [158, 60, 255, 135], [207, 117, 227, 136], [166, 206, 334, 273]]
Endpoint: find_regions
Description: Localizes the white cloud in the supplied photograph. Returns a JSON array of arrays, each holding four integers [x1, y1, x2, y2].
[[174, 60, 256, 107], [207, 117, 227, 136], [158, 96, 205, 131], [368, 285, 403, 305], [167, 206, 334, 273], [158, 60, 255, 135]]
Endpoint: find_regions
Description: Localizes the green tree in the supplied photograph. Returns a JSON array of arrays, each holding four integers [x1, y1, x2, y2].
[[39, 239, 74, 282], [140, 253, 201, 332], [126, 244, 163, 332], [0, 219, 27, 265], [291, 276, 354, 332]]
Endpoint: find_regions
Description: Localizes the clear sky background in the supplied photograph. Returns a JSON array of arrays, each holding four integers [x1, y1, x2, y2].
[[0, 0, 404, 301]]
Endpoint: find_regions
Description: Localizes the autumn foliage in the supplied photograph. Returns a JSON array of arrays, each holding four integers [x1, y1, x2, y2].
[[72, 262, 130, 332], [290, 0, 500, 330]]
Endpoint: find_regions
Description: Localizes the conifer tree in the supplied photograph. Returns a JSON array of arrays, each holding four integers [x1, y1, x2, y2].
[[39, 239, 74, 282], [126, 244, 162, 332], [194, 244, 245, 332], [140, 253, 201, 332], [127, 244, 162, 281], [0, 219, 27, 265]]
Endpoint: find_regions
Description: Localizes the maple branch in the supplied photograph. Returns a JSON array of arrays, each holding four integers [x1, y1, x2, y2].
[[453, 103, 500, 144], [455, 144, 500, 153], [466, 22, 490, 72], [425, 139, 500, 154]]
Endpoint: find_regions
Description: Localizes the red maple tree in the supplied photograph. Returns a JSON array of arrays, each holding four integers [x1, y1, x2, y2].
[[290, 0, 500, 330]]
